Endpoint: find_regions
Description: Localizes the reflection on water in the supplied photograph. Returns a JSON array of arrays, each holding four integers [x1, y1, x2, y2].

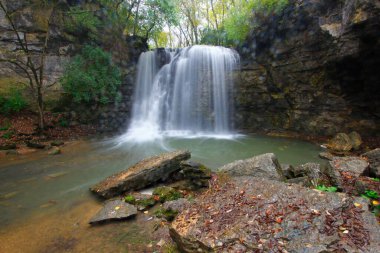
[[0, 135, 322, 252]]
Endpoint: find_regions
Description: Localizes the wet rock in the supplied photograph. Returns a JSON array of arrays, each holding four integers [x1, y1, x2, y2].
[[319, 152, 335, 161], [293, 163, 325, 187], [330, 156, 369, 178], [89, 199, 137, 225], [163, 198, 191, 213], [170, 177, 380, 252], [25, 141, 46, 149], [48, 147, 61, 155], [218, 153, 285, 181], [363, 148, 380, 178], [173, 161, 212, 190], [90, 150, 191, 199], [281, 164, 295, 179], [348, 131, 362, 150], [326, 133, 353, 152]]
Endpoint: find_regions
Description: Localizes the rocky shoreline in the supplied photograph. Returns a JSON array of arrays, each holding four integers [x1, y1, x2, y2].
[[88, 140, 380, 252]]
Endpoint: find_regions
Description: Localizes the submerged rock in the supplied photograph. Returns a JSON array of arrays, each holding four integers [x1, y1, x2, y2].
[[218, 153, 285, 181], [90, 150, 191, 199], [89, 199, 137, 225], [170, 176, 380, 252], [363, 148, 380, 178]]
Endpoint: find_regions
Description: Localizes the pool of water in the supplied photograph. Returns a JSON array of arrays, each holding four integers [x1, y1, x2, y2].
[[0, 134, 323, 252]]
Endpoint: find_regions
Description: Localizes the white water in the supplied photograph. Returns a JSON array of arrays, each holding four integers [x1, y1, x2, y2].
[[119, 45, 240, 143]]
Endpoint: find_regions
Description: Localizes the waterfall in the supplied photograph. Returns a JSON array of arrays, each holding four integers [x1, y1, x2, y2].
[[120, 45, 240, 142]]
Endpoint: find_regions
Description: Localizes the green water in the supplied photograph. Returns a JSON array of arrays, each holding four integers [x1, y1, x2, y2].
[[0, 135, 322, 228]]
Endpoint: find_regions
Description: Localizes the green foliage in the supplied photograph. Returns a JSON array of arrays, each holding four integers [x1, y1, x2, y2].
[[0, 88, 27, 114], [61, 45, 122, 105], [64, 6, 101, 39], [153, 186, 183, 202], [316, 185, 338, 192], [361, 190, 379, 199], [124, 195, 136, 204], [154, 208, 178, 221], [372, 178, 380, 182], [2, 130, 14, 139], [58, 117, 69, 128], [223, 0, 289, 45]]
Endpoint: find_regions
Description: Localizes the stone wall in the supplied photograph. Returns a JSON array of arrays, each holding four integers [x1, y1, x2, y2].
[[235, 0, 380, 136]]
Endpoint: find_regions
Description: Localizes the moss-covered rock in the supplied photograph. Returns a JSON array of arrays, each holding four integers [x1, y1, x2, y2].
[[153, 187, 183, 203], [154, 208, 178, 222]]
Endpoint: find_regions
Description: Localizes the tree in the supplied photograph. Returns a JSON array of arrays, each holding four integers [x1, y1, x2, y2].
[[0, 0, 61, 130], [61, 45, 122, 105]]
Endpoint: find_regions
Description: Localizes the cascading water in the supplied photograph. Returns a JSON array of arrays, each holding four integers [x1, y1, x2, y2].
[[120, 45, 240, 142]]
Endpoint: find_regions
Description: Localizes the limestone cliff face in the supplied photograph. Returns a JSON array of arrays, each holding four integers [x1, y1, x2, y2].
[[236, 0, 380, 136], [0, 0, 147, 132]]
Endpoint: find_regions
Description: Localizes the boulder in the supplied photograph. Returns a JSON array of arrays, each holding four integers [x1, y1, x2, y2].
[[163, 198, 191, 213], [174, 161, 212, 190], [293, 163, 325, 187], [363, 148, 380, 178], [89, 199, 137, 225], [348, 131, 362, 150], [170, 176, 380, 252], [90, 150, 191, 199], [326, 133, 352, 152], [319, 152, 335, 161], [218, 153, 285, 181], [329, 156, 369, 178], [281, 164, 295, 179]]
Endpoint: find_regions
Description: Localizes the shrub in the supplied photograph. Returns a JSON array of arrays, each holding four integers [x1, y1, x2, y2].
[[0, 87, 27, 114], [316, 185, 338, 192], [61, 45, 122, 105]]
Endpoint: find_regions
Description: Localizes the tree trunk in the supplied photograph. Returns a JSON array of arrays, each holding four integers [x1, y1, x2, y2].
[[37, 86, 45, 130]]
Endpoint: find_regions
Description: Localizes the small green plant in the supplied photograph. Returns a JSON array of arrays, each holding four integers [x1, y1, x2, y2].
[[124, 195, 136, 204], [58, 118, 69, 128], [0, 88, 27, 114], [2, 131, 14, 139], [316, 185, 338, 192], [372, 178, 380, 182], [153, 186, 183, 202], [154, 208, 178, 221], [361, 190, 379, 199]]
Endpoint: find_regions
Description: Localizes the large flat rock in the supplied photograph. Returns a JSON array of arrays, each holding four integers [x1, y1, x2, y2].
[[91, 150, 191, 198], [89, 199, 137, 225], [218, 153, 285, 181], [170, 176, 380, 252]]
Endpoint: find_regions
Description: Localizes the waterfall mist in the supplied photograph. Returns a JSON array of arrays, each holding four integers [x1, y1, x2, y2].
[[119, 45, 240, 142]]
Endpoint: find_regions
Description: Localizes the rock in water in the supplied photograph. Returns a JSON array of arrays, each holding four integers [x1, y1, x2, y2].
[[218, 153, 285, 181], [90, 150, 191, 198], [89, 199, 137, 225], [170, 177, 380, 252], [363, 148, 380, 178]]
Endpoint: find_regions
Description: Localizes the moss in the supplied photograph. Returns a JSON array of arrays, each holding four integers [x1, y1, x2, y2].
[[154, 208, 178, 222], [136, 198, 156, 208], [124, 195, 136, 204], [153, 187, 183, 202]]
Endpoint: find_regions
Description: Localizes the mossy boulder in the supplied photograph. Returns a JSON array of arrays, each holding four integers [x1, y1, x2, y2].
[[154, 208, 178, 222], [124, 193, 157, 211]]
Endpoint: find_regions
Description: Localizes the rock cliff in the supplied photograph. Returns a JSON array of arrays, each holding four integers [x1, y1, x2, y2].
[[236, 0, 380, 136]]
